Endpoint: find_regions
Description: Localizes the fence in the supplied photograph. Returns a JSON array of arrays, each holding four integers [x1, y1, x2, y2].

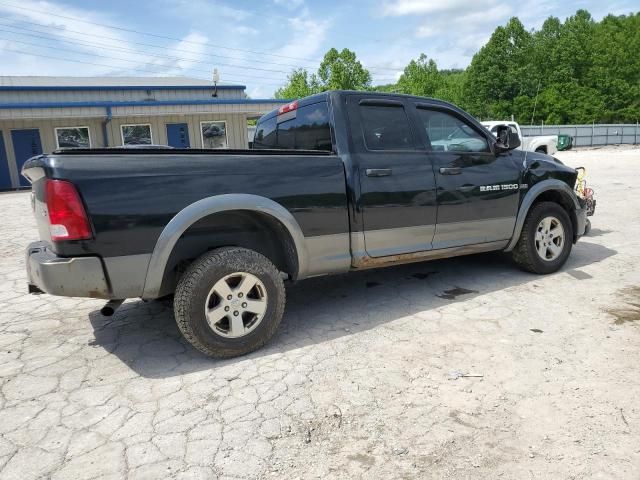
[[519, 123, 639, 147]]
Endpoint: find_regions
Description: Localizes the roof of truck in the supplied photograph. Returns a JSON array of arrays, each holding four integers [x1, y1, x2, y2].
[[258, 90, 458, 123]]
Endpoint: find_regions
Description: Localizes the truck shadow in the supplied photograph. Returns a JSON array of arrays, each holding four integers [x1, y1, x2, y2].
[[88, 240, 617, 378]]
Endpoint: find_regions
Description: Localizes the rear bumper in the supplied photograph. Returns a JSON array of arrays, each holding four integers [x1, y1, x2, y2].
[[26, 241, 111, 298]]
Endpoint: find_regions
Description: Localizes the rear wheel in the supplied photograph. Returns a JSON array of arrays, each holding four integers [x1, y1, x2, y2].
[[174, 247, 285, 358], [512, 202, 573, 274], [535, 147, 546, 154]]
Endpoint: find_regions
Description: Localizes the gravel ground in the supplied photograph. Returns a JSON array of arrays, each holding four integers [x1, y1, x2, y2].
[[0, 146, 639, 479]]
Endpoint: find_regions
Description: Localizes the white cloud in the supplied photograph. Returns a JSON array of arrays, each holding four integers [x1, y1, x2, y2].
[[158, 32, 210, 75], [0, 0, 137, 75], [272, 11, 330, 62], [232, 25, 259, 36], [415, 3, 512, 38], [162, 0, 251, 21], [381, 0, 496, 16], [373, 0, 520, 69], [0, 0, 230, 79]]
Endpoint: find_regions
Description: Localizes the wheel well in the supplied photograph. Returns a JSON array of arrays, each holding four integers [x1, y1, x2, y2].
[[531, 189, 577, 237], [535, 146, 547, 154], [159, 210, 298, 296]]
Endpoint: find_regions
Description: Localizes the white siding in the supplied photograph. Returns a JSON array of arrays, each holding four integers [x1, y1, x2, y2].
[[106, 114, 248, 148]]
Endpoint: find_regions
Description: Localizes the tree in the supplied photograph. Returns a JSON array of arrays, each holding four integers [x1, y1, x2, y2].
[[274, 48, 371, 98], [463, 17, 534, 120], [274, 69, 319, 99], [434, 70, 466, 106], [317, 48, 371, 91], [396, 54, 441, 97]]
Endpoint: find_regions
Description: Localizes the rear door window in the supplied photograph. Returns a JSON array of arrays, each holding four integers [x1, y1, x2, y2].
[[359, 104, 414, 151], [276, 118, 296, 149], [294, 102, 332, 150]]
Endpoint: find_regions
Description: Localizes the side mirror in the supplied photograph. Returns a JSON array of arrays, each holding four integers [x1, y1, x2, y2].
[[494, 125, 521, 153]]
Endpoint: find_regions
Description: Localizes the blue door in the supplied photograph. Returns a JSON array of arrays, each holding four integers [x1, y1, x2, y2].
[[11, 129, 42, 187], [0, 131, 12, 190], [166, 123, 190, 148]]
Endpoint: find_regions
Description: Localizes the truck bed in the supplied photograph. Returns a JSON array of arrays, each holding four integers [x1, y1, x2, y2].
[[24, 150, 349, 261], [51, 148, 333, 156]]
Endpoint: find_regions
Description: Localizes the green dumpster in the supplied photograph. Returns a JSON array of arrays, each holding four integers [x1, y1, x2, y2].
[[557, 134, 573, 151]]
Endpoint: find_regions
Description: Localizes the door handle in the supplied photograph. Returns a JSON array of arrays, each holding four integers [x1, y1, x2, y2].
[[366, 168, 392, 177], [439, 167, 462, 175]]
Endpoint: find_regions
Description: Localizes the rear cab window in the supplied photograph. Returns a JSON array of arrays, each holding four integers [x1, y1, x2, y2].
[[253, 116, 276, 148], [253, 101, 333, 151]]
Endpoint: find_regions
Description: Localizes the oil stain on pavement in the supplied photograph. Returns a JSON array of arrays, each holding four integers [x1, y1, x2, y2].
[[437, 286, 478, 300]]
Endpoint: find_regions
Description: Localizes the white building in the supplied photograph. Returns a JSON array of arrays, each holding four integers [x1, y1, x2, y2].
[[0, 76, 285, 189]]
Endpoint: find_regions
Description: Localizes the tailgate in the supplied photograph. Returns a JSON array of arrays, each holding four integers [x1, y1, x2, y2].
[[22, 157, 53, 245]]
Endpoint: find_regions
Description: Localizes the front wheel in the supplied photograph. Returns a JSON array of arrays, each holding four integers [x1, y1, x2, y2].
[[174, 247, 285, 358], [511, 202, 573, 274]]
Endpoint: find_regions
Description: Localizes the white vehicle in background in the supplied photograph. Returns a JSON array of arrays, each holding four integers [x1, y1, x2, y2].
[[482, 121, 558, 155]]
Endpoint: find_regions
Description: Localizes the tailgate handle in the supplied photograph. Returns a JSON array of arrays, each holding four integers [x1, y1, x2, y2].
[[366, 168, 392, 177], [439, 167, 462, 175]]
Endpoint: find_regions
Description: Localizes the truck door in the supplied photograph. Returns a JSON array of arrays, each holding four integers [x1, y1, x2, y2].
[[411, 103, 521, 249], [346, 95, 437, 257]]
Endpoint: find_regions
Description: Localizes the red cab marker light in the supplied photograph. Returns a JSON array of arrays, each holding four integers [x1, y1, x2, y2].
[[278, 100, 298, 115], [45, 179, 92, 241]]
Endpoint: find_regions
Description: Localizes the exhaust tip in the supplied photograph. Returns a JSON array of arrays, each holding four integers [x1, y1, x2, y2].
[[100, 299, 124, 317]]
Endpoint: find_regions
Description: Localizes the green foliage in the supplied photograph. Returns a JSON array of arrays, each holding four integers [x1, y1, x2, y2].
[[462, 10, 639, 123], [396, 54, 440, 96], [274, 10, 639, 123], [274, 69, 319, 99], [274, 48, 370, 99], [318, 48, 371, 91]]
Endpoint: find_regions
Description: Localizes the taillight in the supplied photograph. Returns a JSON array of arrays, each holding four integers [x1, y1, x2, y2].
[[45, 179, 92, 241]]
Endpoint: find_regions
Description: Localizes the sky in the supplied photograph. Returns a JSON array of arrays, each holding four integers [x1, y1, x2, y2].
[[0, 0, 637, 99]]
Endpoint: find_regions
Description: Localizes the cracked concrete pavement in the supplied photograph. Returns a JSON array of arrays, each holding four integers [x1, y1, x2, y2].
[[1, 146, 639, 479]]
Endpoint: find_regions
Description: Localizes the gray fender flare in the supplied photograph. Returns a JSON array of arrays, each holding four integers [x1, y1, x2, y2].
[[505, 179, 580, 252], [141, 194, 308, 299]]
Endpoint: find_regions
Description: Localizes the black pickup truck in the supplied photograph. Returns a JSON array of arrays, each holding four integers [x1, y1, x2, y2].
[[23, 91, 588, 358]]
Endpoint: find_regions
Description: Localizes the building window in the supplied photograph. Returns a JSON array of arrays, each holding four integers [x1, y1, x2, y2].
[[55, 126, 91, 149], [121, 124, 153, 146], [200, 121, 228, 149]]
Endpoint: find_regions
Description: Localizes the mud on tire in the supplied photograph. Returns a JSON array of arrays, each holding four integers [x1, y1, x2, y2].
[[174, 247, 285, 358]]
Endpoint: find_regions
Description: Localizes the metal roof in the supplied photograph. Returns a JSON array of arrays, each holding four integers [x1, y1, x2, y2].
[[0, 76, 245, 90], [0, 99, 288, 109]]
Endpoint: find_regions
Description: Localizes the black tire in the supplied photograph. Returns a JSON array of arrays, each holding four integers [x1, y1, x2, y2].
[[511, 202, 573, 274], [174, 247, 285, 358], [584, 219, 592, 236], [535, 147, 546, 154]]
